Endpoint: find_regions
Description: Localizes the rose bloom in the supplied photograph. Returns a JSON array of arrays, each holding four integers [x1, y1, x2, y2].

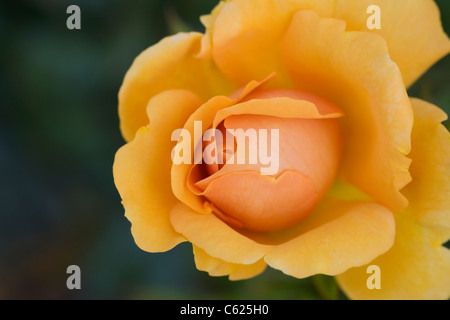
[[113, 0, 450, 299]]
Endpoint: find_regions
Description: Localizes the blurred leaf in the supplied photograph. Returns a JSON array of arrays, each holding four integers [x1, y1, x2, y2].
[[165, 5, 194, 34], [311, 275, 341, 300]]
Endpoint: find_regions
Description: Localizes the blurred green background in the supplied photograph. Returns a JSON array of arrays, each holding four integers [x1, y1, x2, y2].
[[0, 0, 449, 300]]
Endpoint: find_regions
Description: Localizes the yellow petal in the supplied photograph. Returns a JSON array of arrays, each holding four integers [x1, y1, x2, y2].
[[336, 98, 450, 300], [197, 1, 226, 59], [203, 0, 450, 88], [327, 178, 373, 203], [170, 203, 271, 264], [264, 201, 395, 279], [335, 0, 450, 87], [336, 212, 450, 300], [205, 0, 336, 87], [283, 10, 413, 212], [403, 98, 450, 230], [193, 245, 267, 281], [118, 32, 235, 142], [113, 90, 203, 252]]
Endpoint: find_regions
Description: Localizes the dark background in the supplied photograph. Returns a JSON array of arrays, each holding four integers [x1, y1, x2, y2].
[[0, 0, 449, 299]]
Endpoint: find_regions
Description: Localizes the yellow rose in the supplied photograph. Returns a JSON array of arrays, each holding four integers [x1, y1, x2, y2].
[[113, 0, 450, 299]]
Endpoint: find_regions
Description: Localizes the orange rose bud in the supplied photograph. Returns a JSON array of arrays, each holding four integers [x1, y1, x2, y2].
[[190, 89, 343, 232]]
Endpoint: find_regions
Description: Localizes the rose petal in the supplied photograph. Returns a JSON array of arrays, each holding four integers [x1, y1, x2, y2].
[[264, 201, 395, 278], [203, 0, 336, 87], [336, 212, 450, 300], [335, 0, 450, 87], [170, 203, 271, 264], [113, 90, 202, 252], [336, 98, 450, 300], [204, 0, 450, 89], [200, 170, 320, 231], [403, 98, 450, 230], [119, 32, 235, 141], [213, 94, 344, 130], [189, 91, 343, 191], [171, 75, 274, 213], [283, 10, 413, 212], [193, 245, 267, 281]]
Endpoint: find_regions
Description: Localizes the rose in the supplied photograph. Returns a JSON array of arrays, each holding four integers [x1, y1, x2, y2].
[[113, 0, 450, 299]]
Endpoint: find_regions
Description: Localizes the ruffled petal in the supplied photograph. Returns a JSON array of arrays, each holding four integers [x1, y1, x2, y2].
[[264, 201, 395, 279], [113, 90, 203, 252], [171, 76, 273, 213], [170, 203, 271, 264], [336, 212, 450, 300], [335, 0, 450, 87], [336, 98, 450, 300], [403, 98, 450, 230], [203, 0, 336, 87], [282, 10, 413, 212], [203, 0, 450, 88], [191, 95, 343, 191], [119, 32, 235, 141], [213, 94, 343, 129], [193, 245, 267, 280]]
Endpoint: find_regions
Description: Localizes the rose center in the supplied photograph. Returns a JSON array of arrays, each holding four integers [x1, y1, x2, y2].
[[189, 89, 343, 232]]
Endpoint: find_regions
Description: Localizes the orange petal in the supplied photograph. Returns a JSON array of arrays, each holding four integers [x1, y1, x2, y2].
[[192, 91, 343, 191], [193, 245, 267, 281], [264, 200, 395, 278], [283, 10, 413, 212], [200, 171, 319, 231], [187, 91, 343, 231], [118, 32, 235, 142], [335, 0, 450, 87], [171, 75, 274, 213], [225, 114, 341, 188], [193, 113, 342, 199], [213, 91, 344, 130], [204, 0, 336, 87], [113, 90, 202, 252], [170, 203, 271, 264]]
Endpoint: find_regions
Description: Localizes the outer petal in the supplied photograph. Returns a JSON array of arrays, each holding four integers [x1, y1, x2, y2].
[[403, 98, 450, 230], [264, 201, 395, 279], [336, 99, 450, 300], [335, 0, 450, 87], [336, 212, 450, 300], [203, 0, 336, 87], [170, 203, 271, 264], [118, 32, 235, 142], [113, 90, 203, 252], [193, 245, 267, 281], [283, 10, 413, 212], [205, 0, 450, 88]]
